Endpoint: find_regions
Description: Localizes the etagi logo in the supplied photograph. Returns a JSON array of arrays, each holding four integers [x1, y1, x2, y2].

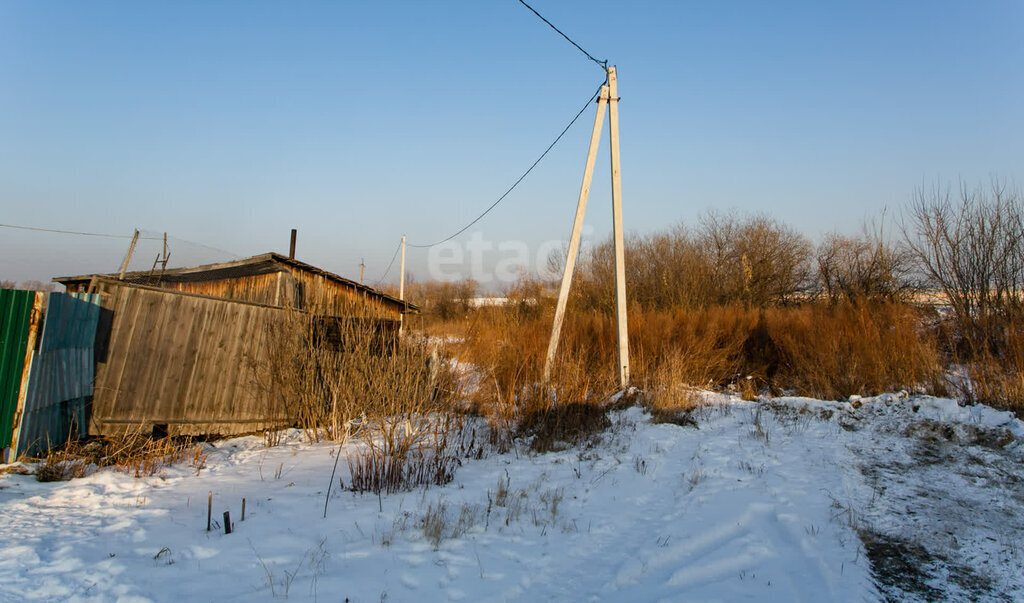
[[426, 227, 595, 284]]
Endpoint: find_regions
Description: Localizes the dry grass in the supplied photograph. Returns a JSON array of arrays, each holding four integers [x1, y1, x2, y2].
[[952, 316, 1024, 412], [439, 299, 954, 426], [346, 443, 460, 495], [33, 430, 208, 482], [766, 302, 945, 400], [454, 305, 616, 450]]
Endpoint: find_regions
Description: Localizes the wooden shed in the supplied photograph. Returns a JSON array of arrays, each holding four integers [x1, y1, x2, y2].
[[55, 252, 417, 320], [51, 254, 416, 437]]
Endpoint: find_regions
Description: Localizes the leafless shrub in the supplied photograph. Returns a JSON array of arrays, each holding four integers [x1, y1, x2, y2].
[[571, 211, 812, 312], [817, 220, 915, 303]]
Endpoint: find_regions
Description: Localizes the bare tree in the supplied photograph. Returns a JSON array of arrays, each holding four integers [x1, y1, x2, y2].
[[817, 218, 915, 303], [904, 178, 1024, 350], [18, 280, 57, 292], [697, 211, 813, 307]]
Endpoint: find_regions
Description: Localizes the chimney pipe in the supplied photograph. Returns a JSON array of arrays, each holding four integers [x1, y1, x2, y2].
[[289, 229, 297, 259]]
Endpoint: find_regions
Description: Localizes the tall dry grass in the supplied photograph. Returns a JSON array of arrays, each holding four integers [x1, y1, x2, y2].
[[765, 302, 945, 400], [951, 316, 1024, 412], [446, 300, 949, 424]]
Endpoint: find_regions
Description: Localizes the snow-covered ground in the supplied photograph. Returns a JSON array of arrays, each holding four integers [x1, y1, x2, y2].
[[1, 394, 1022, 602]]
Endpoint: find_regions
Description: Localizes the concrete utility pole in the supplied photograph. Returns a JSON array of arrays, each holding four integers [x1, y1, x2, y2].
[[399, 235, 406, 336], [607, 66, 630, 388], [544, 85, 609, 383], [544, 66, 630, 389]]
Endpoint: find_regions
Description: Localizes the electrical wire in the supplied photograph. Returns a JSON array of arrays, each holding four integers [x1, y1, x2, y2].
[[372, 239, 403, 286], [517, 0, 607, 71], [0, 223, 162, 240], [408, 82, 604, 249]]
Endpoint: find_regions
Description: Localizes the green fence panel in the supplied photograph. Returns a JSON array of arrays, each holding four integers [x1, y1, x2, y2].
[[0, 289, 36, 450]]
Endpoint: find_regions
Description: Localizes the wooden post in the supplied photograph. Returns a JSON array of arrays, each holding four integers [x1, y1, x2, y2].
[[608, 66, 630, 388], [399, 235, 406, 336], [206, 491, 212, 531], [9, 292, 45, 457], [543, 86, 609, 382], [161, 232, 169, 272], [223, 510, 232, 534], [118, 230, 139, 280], [241, 498, 246, 521], [289, 229, 297, 259]]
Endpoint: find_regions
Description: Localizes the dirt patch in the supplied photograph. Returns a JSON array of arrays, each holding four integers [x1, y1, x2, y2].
[[860, 529, 945, 601], [860, 529, 1005, 602], [904, 419, 1016, 450]]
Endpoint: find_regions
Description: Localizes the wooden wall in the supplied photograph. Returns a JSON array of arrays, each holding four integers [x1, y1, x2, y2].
[[158, 271, 283, 307], [90, 282, 292, 437], [289, 269, 400, 320]]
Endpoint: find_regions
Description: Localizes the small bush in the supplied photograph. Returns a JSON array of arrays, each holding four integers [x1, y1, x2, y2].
[[347, 444, 460, 495]]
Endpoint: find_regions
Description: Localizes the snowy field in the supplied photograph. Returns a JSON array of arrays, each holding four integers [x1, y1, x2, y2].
[[1, 394, 1022, 602]]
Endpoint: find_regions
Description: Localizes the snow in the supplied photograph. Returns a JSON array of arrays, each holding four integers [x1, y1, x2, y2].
[[1, 395, 1022, 602]]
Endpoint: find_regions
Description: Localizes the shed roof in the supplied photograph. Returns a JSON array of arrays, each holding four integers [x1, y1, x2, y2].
[[54, 252, 418, 312]]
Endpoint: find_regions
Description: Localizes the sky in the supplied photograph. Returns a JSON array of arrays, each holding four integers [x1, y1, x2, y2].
[[2, 0, 1022, 288]]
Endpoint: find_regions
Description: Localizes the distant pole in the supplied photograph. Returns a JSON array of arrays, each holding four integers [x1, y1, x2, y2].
[[544, 85, 609, 382], [608, 66, 630, 388], [118, 229, 140, 280], [399, 235, 406, 335], [161, 232, 168, 271], [289, 229, 297, 259], [359, 258, 365, 285]]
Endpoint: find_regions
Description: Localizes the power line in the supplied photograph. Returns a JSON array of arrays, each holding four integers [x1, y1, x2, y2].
[[372, 239, 403, 286], [517, 0, 607, 71], [0, 223, 162, 240], [408, 82, 604, 249], [164, 235, 241, 260]]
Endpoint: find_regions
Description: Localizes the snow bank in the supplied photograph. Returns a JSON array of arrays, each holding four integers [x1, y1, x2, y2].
[[1, 394, 1021, 601]]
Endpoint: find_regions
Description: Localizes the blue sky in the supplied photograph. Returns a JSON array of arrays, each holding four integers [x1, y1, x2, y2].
[[2, 1, 1022, 286]]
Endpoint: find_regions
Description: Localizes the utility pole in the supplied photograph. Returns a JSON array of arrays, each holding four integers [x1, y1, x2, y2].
[[544, 66, 630, 389], [359, 258, 365, 285], [544, 85, 609, 382], [607, 66, 630, 388], [149, 232, 171, 279], [118, 229, 140, 280], [289, 229, 297, 259], [161, 232, 169, 271], [399, 235, 406, 336]]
